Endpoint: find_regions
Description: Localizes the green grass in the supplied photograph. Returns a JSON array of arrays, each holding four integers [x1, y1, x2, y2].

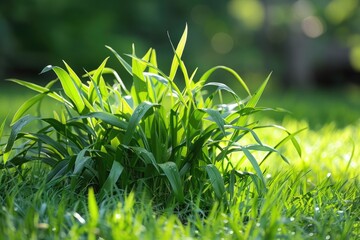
[[0, 119, 359, 239]]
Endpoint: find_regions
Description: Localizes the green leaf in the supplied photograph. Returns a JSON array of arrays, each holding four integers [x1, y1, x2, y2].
[[197, 66, 251, 96], [0, 116, 7, 139], [201, 108, 226, 134], [63, 61, 83, 88], [169, 24, 188, 81], [88, 187, 99, 226], [52, 66, 85, 113], [8, 79, 71, 106], [31, 133, 68, 157], [123, 101, 158, 145], [86, 112, 128, 130], [5, 115, 38, 154], [87, 57, 109, 105], [46, 159, 70, 183], [241, 147, 266, 190], [99, 160, 124, 198], [122, 145, 160, 172], [205, 164, 226, 200], [246, 72, 271, 108], [260, 127, 306, 165], [73, 148, 92, 174], [11, 93, 46, 125], [159, 162, 184, 202], [106, 45, 133, 76]]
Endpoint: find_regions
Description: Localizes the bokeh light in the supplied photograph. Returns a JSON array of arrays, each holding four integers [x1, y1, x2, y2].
[[350, 45, 360, 71], [227, 0, 264, 30], [301, 16, 324, 38], [211, 32, 234, 54], [325, 0, 358, 24]]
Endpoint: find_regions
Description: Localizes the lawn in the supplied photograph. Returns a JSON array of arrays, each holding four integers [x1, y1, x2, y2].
[[0, 116, 359, 239], [0, 27, 359, 239]]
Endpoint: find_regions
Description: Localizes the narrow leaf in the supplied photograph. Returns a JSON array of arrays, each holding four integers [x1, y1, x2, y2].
[[74, 148, 92, 174], [241, 147, 266, 188], [86, 112, 128, 130], [159, 162, 184, 202], [169, 24, 188, 80], [206, 164, 226, 200], [52, 66, 85, 112], [201, 108, 226, 134], [11, 94, 46, 125], [88, 188, 99, 226], [246, 72, 271, 108], [123, 101, 157, 145], [99, 161, 124, 197], [106, 45, 133, 76], [5, 115, 38, 153]]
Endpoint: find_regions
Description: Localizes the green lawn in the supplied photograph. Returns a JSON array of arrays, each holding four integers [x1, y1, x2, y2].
[[0, 117, 359, 239]]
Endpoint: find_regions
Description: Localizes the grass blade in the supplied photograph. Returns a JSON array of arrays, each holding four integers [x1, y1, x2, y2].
[[99, 160, 124, 198], [86, 112, 128, 130], [52, 66, 85, 113], [201, 108, 226, 134], [123, 101, 158, 145], [241, 147, 266, 191], [11, 93, 46, 125], [5, 115, 38, 154], [206, 164, 226, 200], [158, 162, 184, 202], [106, 45, 133, 76], [169, 24, 188, 80]]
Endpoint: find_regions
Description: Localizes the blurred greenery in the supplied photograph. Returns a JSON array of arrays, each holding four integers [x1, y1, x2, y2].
[[1, 0, 360, 89]]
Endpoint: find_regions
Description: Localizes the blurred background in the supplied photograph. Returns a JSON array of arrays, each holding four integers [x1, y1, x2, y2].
[[0, 0, 359, 128]]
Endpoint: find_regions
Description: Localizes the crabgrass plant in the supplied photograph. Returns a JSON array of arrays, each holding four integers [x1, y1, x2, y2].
[[0, 26, 302, 210]]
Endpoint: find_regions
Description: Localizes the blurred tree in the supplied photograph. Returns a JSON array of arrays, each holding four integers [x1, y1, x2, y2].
[[0, 0, 359, 89]]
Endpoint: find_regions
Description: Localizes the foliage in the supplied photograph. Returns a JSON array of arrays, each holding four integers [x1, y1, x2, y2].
[[0, 119, 359, 239], [0, 26, 301, 208]]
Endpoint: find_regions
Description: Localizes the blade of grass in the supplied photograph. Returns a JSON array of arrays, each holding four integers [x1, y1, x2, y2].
[[158, 162, 184, 202], [169, 24, 188, 81], [123, 101, 159, 145], [206, 164, 226, 200]]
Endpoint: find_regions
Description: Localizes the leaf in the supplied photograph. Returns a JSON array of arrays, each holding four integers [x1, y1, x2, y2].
[[87, 57, 109, 105], [31, 133, 68, 157], [74, 148, 92, 174], [8, 79, 71, 106], [197, 66, 251, 96], [131, 46, 151, 104], [169, 24, 188, 81], [201, 108, 226, 134], [106, 45, 133, 76], [86, 112, 128, 130], [260, 127, 306, 165], [88, 187, 99, 227], [122, 145, 159, 172], [241, 147, 266, 189], [5, 115, 38, 153], [205, 164, 226, 200], [99, 160, 124, 198], [158, 162, 184, 202], [52, 66, 85, 113], [246, 72, 271, 108], [11, 93, 46, 125], [0, 117, 7, 139], [46, 159, 70, 182], [123, 101, 158, 145]]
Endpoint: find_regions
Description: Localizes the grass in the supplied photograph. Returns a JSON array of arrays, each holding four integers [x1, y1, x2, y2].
[[0, 119, 359, 239], [1, 25, 359, 239]]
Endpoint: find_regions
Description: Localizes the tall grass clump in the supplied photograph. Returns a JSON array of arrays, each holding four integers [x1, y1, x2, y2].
[[0, 26, 301, 209]]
